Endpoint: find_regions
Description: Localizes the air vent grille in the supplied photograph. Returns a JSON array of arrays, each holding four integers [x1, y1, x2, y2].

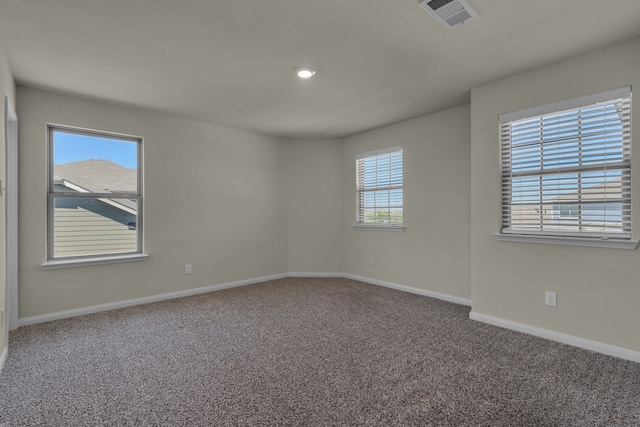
[[418, 0, 478, 29], [426, 0, 455, 10]]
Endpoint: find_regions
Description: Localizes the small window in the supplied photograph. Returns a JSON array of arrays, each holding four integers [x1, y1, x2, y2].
[[500, 87, 631, 240], [355, 147, 404, 230], [47, 125, 143, 261], [553, 205, 580, 220]]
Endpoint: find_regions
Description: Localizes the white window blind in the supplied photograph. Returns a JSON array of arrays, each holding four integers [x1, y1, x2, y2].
[[500, 87, 632, 239], [356, 147, 403, 227]]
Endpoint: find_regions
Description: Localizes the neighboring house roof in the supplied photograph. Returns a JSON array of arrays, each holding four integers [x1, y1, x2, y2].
[[54, 159, 137, 213]]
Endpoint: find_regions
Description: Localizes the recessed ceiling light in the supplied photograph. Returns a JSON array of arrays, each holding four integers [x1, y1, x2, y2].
[[295, 67, 316, 79]]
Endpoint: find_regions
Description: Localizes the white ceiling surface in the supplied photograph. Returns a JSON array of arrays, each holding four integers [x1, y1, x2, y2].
[[1, 1, 640, 138]]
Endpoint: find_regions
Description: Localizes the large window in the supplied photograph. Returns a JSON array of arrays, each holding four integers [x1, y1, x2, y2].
[[355, 147, 404, 230], [47, 125, 143, 263], [500, 87, 631, 240]]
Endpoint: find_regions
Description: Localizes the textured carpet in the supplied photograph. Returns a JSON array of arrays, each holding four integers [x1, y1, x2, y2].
[[1, 277, 639, 426]]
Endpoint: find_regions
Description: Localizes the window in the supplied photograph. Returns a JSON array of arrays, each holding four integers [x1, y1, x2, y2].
[[355, 147, 404, 230], [554, 204, 579, 220], [46, 125, 144, 265], [500, 87, 632, 242]]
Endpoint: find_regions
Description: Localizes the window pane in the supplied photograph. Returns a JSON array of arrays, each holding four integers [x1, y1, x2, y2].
[[49, 126, 142, 259], [53, 131, 138, 194], [52, 197, 138, 258], [363, 208, 376, 223], [389, 189, 403, 207], [390, 208, 403, 223], [363, 192, 375, 208], [374, 190, 389, 206], [54, 131, 138, 169], [375, 209, 390, 223]]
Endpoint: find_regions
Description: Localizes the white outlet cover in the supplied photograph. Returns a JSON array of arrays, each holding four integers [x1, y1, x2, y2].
[[545, 291, 557, 307]]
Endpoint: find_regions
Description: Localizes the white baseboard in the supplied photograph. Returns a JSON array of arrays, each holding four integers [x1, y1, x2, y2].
[[0, 345, 7, 374], [343, 273, 472, 306], [17, 273, 288, 328], [288, 272, 344, 278], [470, 311, 640, 363]]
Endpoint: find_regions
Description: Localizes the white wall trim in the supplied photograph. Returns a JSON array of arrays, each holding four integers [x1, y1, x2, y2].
[[18, 273, 288, 327], [343, 273, 472, 306], [41, 253, 149, 270], [469, 311, 640, 363], [499, 86, 631, 123], [0, 346, 7, 374], [5, 96, 19, 332], [495, 233, 638, 250], [288, 272, 344, 278], [353, 224, 406, 232]]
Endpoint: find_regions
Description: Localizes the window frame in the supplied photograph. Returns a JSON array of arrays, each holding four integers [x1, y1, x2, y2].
[[354, 146, 405, 232], [42, 124, 147, 269], [497, 86, 637, 249]]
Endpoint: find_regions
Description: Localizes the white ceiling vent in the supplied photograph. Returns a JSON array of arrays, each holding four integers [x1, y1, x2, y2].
[[418, 0, 478, 29]]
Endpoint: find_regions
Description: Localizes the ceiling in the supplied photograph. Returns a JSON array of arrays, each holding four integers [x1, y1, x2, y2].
[[1, 0, 640, 138]]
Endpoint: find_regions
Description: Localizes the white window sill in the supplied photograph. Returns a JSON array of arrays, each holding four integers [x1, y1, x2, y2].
[[495, 234, 638, 250], [354, 224, 405, 232], [41, 253, 149, 270]]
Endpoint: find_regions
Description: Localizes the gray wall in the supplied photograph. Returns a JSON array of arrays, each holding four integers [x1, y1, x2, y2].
[[18, 87, 289, 318], [470, 36, 640, 352], [286, 138, 343, 274], [342, 105, 471, 301]]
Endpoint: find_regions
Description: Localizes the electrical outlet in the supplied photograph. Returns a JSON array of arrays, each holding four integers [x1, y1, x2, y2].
[[370, 256, 375, 265], [545, 291, 557, 307], [185, 264, 192, 274]]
